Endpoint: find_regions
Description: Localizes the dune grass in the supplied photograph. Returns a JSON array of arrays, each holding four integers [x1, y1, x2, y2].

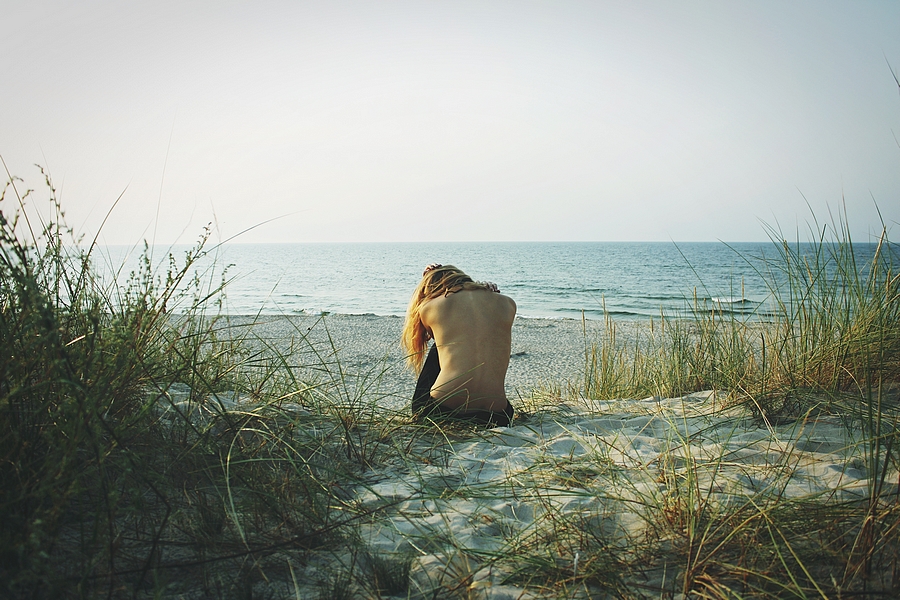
[[3, 168, 900, 598], [578, 213, 899, 418], [0, 172, 412, 598]]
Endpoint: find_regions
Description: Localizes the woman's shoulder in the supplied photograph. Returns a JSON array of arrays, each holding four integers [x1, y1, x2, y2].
[[498, 293, 517, 319], [422, 287, 514, 311]]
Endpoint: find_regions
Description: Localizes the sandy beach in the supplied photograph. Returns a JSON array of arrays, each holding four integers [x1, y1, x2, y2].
[[344, 394, 880, 598], [171, 312, 900, 597], [219, 313, 618, 410], [155, 379, 895, 598]]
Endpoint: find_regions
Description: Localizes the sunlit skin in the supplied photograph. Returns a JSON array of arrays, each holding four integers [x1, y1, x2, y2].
[[419, 288, 516, 412]]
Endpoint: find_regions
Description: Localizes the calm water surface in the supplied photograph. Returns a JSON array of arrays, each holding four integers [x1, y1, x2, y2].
[[99, 242, 884, 320]]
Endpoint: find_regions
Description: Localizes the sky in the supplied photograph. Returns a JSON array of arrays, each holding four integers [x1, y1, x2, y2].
[[3, 1, 900, 245]]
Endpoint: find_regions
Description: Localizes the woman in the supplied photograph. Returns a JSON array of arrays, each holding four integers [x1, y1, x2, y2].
[[401, 264, 517, 426]]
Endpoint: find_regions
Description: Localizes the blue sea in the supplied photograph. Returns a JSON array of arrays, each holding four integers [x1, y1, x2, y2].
[[98, 241, 885, 321]]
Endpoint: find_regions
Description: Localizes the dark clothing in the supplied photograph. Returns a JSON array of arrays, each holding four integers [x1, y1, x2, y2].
[[412, 343, 514, 427], [412, 344, 442, 412]]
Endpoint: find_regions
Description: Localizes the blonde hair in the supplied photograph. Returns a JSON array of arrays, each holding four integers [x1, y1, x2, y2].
[[401, 265, 494, 372]]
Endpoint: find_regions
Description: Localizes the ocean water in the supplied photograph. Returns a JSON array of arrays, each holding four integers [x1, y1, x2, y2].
[[98, 241, 884, 321]]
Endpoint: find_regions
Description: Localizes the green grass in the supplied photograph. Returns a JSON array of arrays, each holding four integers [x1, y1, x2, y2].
[[576, 213, 899, 420], [2, 166, 900, 598], [0, 169, 409, 598]]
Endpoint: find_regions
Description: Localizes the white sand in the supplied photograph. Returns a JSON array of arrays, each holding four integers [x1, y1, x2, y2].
[[338, 393, 881, 598], [173, 314, 895, 597]]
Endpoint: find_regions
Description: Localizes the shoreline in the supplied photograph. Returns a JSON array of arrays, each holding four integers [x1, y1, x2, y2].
[[214, 309, 657, 321]]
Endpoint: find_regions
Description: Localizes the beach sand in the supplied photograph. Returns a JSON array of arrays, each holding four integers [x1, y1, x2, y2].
[[219, 313, 615, 410], [159, 384, 891, 597], [346, 394, 877, 598], [160, 314, 898, 597]]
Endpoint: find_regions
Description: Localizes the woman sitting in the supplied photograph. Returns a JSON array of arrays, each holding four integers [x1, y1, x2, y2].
[[401, 264, 517, 427]]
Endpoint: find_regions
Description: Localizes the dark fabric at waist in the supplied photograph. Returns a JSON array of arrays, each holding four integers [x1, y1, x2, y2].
[[413, 394, 514, 428]]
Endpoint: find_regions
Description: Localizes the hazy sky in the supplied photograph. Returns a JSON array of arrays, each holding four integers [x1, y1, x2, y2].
[[4, 1, 900, 244]]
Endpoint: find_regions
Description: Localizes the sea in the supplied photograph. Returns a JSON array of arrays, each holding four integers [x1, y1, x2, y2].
[[97, 241, 887, 321]]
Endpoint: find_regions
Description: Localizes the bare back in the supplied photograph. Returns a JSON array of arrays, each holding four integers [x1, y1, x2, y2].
[[419, 289, 516, 412]]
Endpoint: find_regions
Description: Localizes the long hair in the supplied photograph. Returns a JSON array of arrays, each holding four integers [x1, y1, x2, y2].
[[401, 265, 493, 372]]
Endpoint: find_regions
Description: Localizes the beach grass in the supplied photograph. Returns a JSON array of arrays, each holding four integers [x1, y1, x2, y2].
[[2, 169, 900, 598], [578, 212, 899, 417], [0, 171, 406, 597]]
